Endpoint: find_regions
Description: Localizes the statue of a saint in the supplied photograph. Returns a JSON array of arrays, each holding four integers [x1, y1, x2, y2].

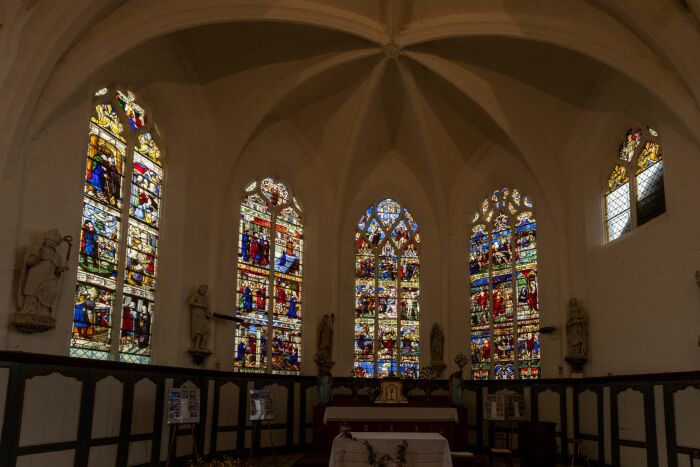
[[188, 285, 212, 351], [430, 323, 446, 376], [566, 298, 588, 358], [14, 229, 70, 332], [430, 323, 444, 362], [449, 369, 463, 407], [318, 313, 334, 360]]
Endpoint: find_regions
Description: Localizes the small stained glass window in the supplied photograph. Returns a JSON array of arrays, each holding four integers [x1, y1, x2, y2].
[[604, 128, 665, 241]]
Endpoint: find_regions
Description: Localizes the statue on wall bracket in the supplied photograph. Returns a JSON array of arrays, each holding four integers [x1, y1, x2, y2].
[[314, 313, 335, 405], [13, 229, 72, 333], [430, 322, 446, 377], [565, 297, 589, 376], [188, 284, 213, 365]]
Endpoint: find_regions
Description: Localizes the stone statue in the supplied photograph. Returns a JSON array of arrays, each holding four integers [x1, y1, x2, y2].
[[318, 313, 334, 360], [188, 285, 212, 353], [13, 229, 71, 333], [449, 369, 463, 407], [565, 298, 588, 374], [566, 298, 588, 358], [430, 323, 446, 376]]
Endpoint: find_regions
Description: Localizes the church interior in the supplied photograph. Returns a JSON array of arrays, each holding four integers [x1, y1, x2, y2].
[[0, 1, 699, 466]]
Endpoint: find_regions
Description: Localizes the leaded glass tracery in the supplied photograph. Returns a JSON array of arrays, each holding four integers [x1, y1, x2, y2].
[[72, 88, 164, 364], [234, 177, 303, 375], [354, 199, 420, 379], [470, 188, 540, 380], [605, 128, 665, 241]]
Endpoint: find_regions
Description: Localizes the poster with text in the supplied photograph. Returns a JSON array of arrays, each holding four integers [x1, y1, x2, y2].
[[249, 388, 274, 421], [167, 387, 200, 424]]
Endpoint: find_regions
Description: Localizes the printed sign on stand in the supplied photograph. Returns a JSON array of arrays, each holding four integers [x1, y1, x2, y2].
[[249, 388, 274, 421], [484, 394, 506, 421], [167, 387, 200, 424]]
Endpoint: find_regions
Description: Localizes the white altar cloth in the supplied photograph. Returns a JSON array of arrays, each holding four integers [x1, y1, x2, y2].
[[330, 432, 453, 467], [323, 407, 459, 424]]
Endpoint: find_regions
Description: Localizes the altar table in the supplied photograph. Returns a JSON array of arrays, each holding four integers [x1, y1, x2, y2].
[[315, 406, 466, 453], [330, 432, 453, 467]]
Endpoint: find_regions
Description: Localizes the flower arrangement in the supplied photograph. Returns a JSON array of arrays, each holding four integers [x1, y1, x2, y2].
[[339, 427, 408, 467], [187, 456, 253, 467]]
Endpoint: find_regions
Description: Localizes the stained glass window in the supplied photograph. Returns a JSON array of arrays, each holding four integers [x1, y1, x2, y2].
[[470, 188, 540, 380], [71, 88, 164, 364], [605, 128, 665, 241], [234, 178, 303, 375], [354, 199, 420, 379]]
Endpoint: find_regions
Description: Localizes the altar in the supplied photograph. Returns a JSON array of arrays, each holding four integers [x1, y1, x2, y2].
[[314, 405, 468, 453], [330, 432, 453, 467]]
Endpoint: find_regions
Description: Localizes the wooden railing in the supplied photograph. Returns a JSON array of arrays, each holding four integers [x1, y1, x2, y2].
[[0, 351, 696, 466]]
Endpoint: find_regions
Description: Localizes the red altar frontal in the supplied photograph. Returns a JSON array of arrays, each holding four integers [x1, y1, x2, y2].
[[313, 403, 469, 453]]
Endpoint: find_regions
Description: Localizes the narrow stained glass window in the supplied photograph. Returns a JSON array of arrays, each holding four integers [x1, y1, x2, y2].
[[354, 199, 420, 379], [604, 128, 665, 242], [234, 178, 303, 375], [71, 88, 164, 364], [470, 188, 540, 380]]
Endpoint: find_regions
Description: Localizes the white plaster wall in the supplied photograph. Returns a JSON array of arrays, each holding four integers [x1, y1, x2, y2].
[[0, 0, 699, 384]]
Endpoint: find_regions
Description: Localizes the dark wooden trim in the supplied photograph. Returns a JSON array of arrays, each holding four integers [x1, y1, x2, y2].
[[610, 384, 620, 467], [75, 369, 96, 467], [210, 379, 222, 454], [0, 363, 25, 466], [116, 373, 135, 467], [150, 376, 165, 465]]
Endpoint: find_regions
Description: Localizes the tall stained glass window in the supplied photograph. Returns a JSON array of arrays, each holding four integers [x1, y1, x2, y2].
[[234, 178, 303, 374], [469, 188, 540, 380], [71, 88, 164, 364], [605, 127, 665, 241], [353, 199, 420, 379]]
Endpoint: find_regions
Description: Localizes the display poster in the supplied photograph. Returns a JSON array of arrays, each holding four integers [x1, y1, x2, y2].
[[167, 387, 201, 424], [508, 394, 526, 419], [249, 389, 274, 421], [484, 394, 506, 420]]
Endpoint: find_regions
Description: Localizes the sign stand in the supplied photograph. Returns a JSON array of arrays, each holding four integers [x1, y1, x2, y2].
[[165, 387, 201, 466], [248, 388, 276, 466]]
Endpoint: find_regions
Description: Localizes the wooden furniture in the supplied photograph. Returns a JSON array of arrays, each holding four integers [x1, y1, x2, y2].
[[489, 423, 514, 467], [566, 438, 590, 467], [517, 421, 557, 467], [451, 450, 477, 467]]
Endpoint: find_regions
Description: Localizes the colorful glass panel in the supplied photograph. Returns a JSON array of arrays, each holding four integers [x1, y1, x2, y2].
[[469, 188, 540, 379], [605, 128, 665, 241], [72, 88, 164, 364], [354, 199, 420, 378], [235, 178, 303, 374]]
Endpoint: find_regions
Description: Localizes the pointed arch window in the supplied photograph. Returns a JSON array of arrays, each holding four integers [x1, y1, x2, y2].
[[353, 199, 421, 379], [71, 88, 164, 363], [234, 178, 303, 374], [605, 128, 665, 242], [469, 188, 540, 380]]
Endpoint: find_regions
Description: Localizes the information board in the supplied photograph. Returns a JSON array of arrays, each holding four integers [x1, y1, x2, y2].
[[508, 394, 526, 419], [484, 394, 505, 420], [249, 389, 274, 421], [167, 387, 200, 424]]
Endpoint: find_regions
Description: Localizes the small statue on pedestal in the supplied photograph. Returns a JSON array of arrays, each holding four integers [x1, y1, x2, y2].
[[449, 352, 468, 407], [565, 298, 588, 375], [13, 229, 71, 333], [430, 323, 446, 377], [315, 314, 335, 405], [188, 285, 213, 365]]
